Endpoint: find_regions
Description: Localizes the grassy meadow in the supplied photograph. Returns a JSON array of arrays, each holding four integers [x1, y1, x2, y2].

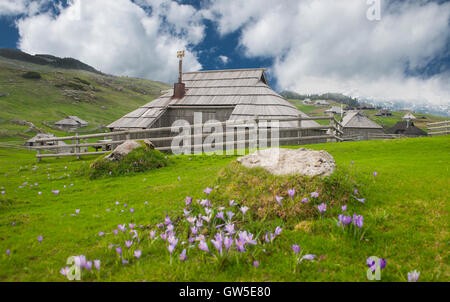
[[0, 135, 448, 282]]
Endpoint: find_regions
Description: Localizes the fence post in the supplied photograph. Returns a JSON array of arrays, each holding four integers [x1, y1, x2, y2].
[[328, 113, 335, 142], [76, 133, 80, 160]]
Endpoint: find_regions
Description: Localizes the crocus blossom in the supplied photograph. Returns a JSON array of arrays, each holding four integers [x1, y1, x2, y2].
[[198, 240, 209, 253], [292, 244, 300, 255], [288, 188, 295, 199], [408, 270, 420, 282], [301, 197, 308, 203], [341, 205, 347, 212], [203, 187, 213, 195], [134, 250, 142, 259], [52, 190, 59, 194], [38, 235, 43, 243], [94, 260, 100, 271], [275, 196, 283, 205], [318, 203, 327, 214], [179, 249, 187, 261], [125, 240, 133, 248], [311, 192, 319, 198], [253, 260, 259, 268], [240, 206, 249, 216]]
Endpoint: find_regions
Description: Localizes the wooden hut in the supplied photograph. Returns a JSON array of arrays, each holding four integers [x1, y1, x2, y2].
[[341, 111, 384, 139], [55, 116, 88, 131], [386, 121, 426, 137], [375, 109, 392, 116], [108, 67, 325, 147]]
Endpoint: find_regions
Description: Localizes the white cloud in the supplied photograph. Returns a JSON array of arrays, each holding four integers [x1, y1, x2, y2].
[[0, 0, 51, 17], [206, 0, 450, 105], [15, 0, 203, 82], [218, 55, 229, 64]]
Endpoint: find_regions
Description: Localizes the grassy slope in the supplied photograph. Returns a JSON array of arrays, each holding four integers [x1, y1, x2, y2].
[[288, 99, 447, 130], [0, 56, 169, 142], [0, 136, 448, 281]]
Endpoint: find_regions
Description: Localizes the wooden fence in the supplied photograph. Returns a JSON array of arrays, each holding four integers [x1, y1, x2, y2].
[[30, 115, 343, 161], [427, 121, 449, 136], [342, 133, 405, 141]]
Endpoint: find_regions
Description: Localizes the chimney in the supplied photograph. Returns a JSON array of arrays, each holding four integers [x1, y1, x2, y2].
[[172, 50, 186, 99]]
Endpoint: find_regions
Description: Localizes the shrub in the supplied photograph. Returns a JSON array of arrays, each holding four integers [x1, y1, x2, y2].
[[22, 71, 41, 79], [87, 146, 171, 179]]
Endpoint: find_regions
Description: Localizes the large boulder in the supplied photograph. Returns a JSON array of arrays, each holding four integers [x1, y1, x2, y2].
[[237, 148, 335, 177], [105, 139, 154, 161]]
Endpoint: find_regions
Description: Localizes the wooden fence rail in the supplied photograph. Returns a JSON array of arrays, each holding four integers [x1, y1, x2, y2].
[[427, 120, 449, 136], [30, 115, 342, 160]]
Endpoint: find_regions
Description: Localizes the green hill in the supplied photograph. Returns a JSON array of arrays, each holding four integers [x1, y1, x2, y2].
[[0, 51, 170, 143]]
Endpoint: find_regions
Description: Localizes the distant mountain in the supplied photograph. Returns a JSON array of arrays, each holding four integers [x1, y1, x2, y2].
[[0, 48, 102, 74], [280, 91, 360, 108]]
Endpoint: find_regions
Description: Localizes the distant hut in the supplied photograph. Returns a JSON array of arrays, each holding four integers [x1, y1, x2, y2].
[[25, 133, 56, 147], [55, 116, 88, 131], [402, 112, 416, 120], [375, 109, 392, 117], [325, 105, 343, 115], [358, 103, 375, 110], [341, 111, 384, 138], [386, 121, 426, 137], [314, 100, 329, 106], [109, 53, 324, 147]]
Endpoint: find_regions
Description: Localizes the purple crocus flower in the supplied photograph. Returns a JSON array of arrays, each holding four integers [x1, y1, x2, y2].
[[118, 224, 126, 232], [229, 200, 235, 206], [129, 224, 136, 229], [356, 197, 365, 203], [300, 254, 316, 262], [130, 208, 134, 213], [288, 188, 295, 199], [113, 229, 118, 235], [373, 171, 378, 178], [116, 247, 122, 256], [179, 249, 187, 261], [226, 211, 234, 221], [60, 266, 69, 276], [38, 235, 43, 243], [318, 203, 327, 214], [145, 201, 148, 205], [6, 249, 10, 256], [1, 191, 4, 195], [275, 196, 283, 205], [52, 190, 59, 195], [98, 231, 105, 236], [408, 270, 420, 282], [301, 197, 309, 203], [353, 214, 364, 229], [311, 192, 319, 199], [225, 223, 235, 235], [85, 261, 92, 271], [165, 215, 172, 225], [235, 238, 246, 252], [94, 260, 100, 271], [203, 187, 213, 195], [150, 230, 156, 239], [134, 250, 142, 259], [253, 260, 259, 268], [354, 189, 358, 195], [125, 240, 133, 248], [274, 226, 282, 236], [224, 236, 233, 251], [292, 244, 300, 255], [198, 240, 209, 253], [75, 209, 80, 214], [240, 206, 249, 216], [341, 204, 347, 212], [211, 236, 223, 255], [115, 201, 119, 205], [122, 259, 128, 265], [124, 203, 127, 208], [216, 211, 225, 220], [185, 196, 192, 205]]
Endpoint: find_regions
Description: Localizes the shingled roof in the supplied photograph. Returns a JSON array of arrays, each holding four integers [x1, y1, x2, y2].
[[108, 68, 319, 129], [341, 111, 383, 129], [386, 121, 427, 136]]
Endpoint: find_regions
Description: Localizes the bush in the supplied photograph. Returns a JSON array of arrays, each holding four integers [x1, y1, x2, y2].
[[209, 161, 357, 222], [22, 71, 41, 79], [87, 146, 171, 179]]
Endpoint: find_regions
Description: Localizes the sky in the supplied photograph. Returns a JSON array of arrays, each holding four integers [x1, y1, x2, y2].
[[0, 0, 449, 106]]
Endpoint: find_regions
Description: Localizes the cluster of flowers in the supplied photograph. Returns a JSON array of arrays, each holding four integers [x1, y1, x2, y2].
[[60, 255, 100, 277], [275, 189, 320, 206]]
